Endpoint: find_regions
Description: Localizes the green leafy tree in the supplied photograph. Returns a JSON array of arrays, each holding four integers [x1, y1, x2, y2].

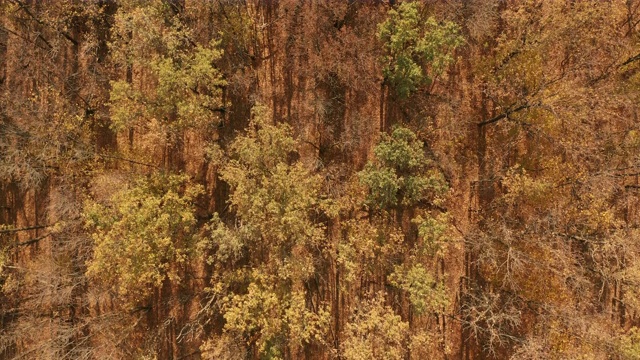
[[202, 105, 330, 357], [616, 328, 640, 360], [84, 174, 203, 303], [350, 126, 452, 356], [378, 2, 463, 98], [359, 126, 447, 210], [389, 263, 448, 315], [342, 294, 409, 360], [108, 0, 226, 168]]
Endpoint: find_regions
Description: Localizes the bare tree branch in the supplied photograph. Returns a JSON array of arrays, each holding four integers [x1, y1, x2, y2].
[[478, 102, 539, 127], [0, 225, 49, 234], [9, 233, 51, 248]]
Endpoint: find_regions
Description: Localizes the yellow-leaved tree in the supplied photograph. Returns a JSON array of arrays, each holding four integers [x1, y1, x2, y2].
[[84, 174, 203, 304], [200, 105, 330, 359]]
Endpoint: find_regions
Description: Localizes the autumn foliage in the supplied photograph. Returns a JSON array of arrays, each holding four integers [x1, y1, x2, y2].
[[2, 1, 640, 359]]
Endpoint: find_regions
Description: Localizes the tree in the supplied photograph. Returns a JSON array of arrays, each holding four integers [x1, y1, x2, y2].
[[108, 0, 226, 170], [345, 126, 453, 358], [341, 293, 409, 360], [378, 1, 463, 99], [84, 173, 203, 304], [2, 1, 640, 359], [201, 104, 330, 358]]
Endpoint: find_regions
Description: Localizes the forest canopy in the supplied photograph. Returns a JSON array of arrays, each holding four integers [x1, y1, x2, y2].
[[1, 0, 640, 359]]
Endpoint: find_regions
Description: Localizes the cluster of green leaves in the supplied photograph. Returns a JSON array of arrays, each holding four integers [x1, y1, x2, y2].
[[342, 294, 409, 360], [210, 105, 326, 275], [352, 125, 452, 353], [203, 105, 329, 357], [336, 219, 410, 294], [109, 1, 226, 136], [389, 263, 448, 315], [359, 127, 447, 210], [84, 174, 203, 303], [501, 165, 554, 208], [378, 1, 464, 98], [617, 328, 640, 359], [216, 274, 330, 358], [413, 212, 450, 256]]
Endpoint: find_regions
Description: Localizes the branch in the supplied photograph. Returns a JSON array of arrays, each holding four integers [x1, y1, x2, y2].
[[9, 233, 51, 248], [622, 52, 640, 66], [11, 0, 78, 46], [0, 225, 49, 234], [478, 103, 538, 127], [203, 105, 227, 114], [0, 24, 52, 50]]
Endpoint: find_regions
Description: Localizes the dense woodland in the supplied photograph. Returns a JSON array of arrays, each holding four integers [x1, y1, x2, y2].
[[2, 0, 640, 359]]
